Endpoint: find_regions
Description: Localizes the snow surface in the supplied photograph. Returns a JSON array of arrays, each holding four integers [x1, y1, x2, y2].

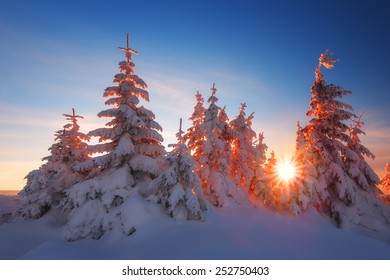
[[0, 193, 25, 216], [0, 194, 389, 260]]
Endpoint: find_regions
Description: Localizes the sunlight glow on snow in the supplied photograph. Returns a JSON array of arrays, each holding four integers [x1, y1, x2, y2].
[[276, 159, 297, 183]]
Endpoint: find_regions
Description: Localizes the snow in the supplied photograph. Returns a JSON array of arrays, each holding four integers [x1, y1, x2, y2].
[[129, 154, 160, 175], [1, 194, 389, 260], [2, 42, 389, 265], [0, 193, 25, 218]]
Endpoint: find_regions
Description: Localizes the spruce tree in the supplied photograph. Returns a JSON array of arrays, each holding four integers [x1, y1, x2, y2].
[[197, 84, 248, 207], [260, 151, 281, 208], [76, 35, 164, 173], [62, 34, 165, 240], [148, 119, 207, 220], [379, 164, 390, 205], [17, 109, 90, 219], [249, 132, 268, 196], [230, 103, 258, 191], [286, 122, 317, 214], [217, 105, 235, 182], [302, 51, 390, 229], [183, 91, 206, 165]]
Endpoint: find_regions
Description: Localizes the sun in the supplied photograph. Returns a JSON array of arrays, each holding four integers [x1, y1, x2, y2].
[[276, 159, 297, 182]]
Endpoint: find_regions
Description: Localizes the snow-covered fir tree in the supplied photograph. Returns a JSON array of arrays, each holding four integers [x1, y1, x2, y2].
[[17, 109, 90, 220], [62, 34, 165, 241], [378, 164, 390, 205], [148, 119, 207, 220], [286, 122, 317, 214], [258, 151, 283, 208], [249, 132, 268, 196], [217, 105, 235, 182], [44, 109, 91, 166], [229, 103, 259, 191], [183, 91, 206, 165], [302, 50, 390, 229], [196, 84, 248, 207]]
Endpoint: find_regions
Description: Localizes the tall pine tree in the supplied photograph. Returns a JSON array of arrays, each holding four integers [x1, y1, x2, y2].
[[62, 34, 165, 240], [302, 51, 390, 229], [183, 91, 206, 165]]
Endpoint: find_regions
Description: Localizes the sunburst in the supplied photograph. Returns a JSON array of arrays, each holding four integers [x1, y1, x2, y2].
[[276, 159, 297, 183]]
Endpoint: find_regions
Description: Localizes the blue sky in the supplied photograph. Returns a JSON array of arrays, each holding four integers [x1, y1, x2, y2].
[[0, 0, 389, 190]]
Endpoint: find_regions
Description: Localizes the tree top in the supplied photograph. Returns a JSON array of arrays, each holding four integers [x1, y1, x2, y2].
[[315, 50, 338, 82], [118, 33, 138, 62]]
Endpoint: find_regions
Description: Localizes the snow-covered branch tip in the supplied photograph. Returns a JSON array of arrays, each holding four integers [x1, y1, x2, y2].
[[239, 103, 247, 116], [315, 50, 338, 82], [118, 33, 138, 63], [353, 112, 365, 128], [319, 50, 338, 69], [175, 118, 184, 144], [210, 83, 217, 97]]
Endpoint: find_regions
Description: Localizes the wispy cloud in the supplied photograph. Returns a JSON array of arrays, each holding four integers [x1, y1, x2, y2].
[[0, 104, 62, 129], [0, 104, 104, 159], [0, 23, 117, 109]]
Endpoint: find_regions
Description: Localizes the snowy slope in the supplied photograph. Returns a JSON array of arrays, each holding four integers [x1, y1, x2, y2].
[[0, 193, 24, 218], [0, 194, 389, 260]]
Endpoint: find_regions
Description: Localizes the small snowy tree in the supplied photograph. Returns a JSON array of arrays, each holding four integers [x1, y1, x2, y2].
[[378, 164, 390, 205], [258, 151, 283, 208], [216, 105, 237, 190], [249, 132, 268, 196], [17, 109, 90, 220], [230, 103, 259, 191], [17, 169, 50, 219], [287, 122, 317, 214], [62, 34, 165, 241], [148, 119, 207, 220], [183, 91, 206, 164], [218, 106, 234, 168], [302, 51, 390, 229], [195, 84, 248, 207], [44, 109, 91, 167]]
